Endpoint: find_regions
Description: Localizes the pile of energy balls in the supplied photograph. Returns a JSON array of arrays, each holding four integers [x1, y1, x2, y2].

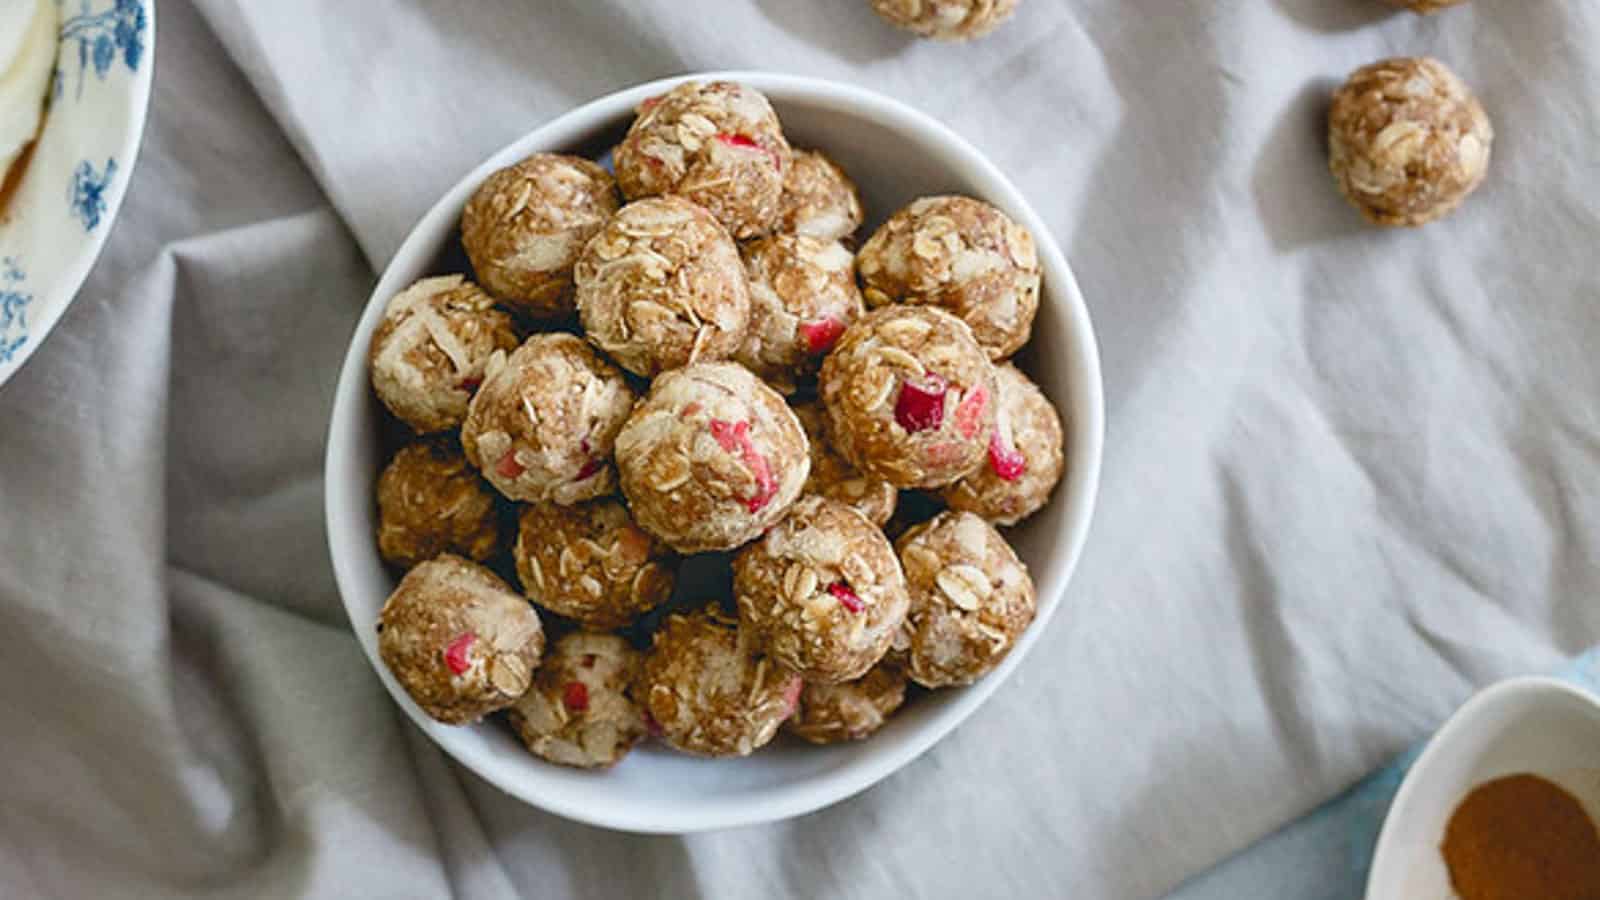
[[367, 79, 1067, 768]]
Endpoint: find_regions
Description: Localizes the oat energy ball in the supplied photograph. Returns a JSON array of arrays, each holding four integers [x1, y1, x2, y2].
[[615, 362, 810, 553], [734, 496, 911, 683], [461, 153, 620, 318], [1384, 0, 1466, 12], [858, 196, 1040, 360], [938, 363, 1064, 526], [777, 150, 864, 243], [377, 436, 501, 568], [513, 498, 675, 630], [793, 400, 897, 527], [461, 333, 635, 505], [1329, 57, 1492, 227], [820, 306, 998, 490], [506, 632, 645, 769], [368, 275, 520, 433], [895, 511, 1035, 687], [736, 233, 865, 393], [574, 196, 751, 378], [614, 81, 793, 240], [377, 555, 545, 724], [638, 608, 803, 757], [787, 663, 908, 744], [869, 0, 1020, 41]]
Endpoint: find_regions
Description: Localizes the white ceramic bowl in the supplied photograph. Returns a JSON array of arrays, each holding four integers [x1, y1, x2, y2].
[[1366, 677, 1600, 899], [0, 0, 154, 387], [325, 71, 1104, 833]]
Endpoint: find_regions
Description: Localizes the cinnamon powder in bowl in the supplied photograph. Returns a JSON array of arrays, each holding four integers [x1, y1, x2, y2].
[[1440, 773, 1600, 900]]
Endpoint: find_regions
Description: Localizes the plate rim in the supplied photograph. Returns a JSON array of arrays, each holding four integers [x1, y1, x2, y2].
[[0, 0, 158, 388]]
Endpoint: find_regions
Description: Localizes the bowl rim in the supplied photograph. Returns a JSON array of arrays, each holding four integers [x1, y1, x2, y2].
[[325, 69, 1105, 833], [1364, 675, 1600, 898], [0, 0, 157, 387]]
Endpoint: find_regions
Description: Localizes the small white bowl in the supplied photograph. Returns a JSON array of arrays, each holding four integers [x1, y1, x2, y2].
[[0, 0, 155, 387], [1366, 677, 1600, 899], [325, 71, 1104, 833]]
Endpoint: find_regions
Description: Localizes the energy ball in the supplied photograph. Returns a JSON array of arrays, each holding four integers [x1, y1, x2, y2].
[[638, 607, 803, 757], [376, 436, 501, 568], [506, 632, 645, 769], [614, 362, 810, 553], [792, 400, 897, 527], [938, 363, 1065, 526], [1329, 57, 1493, 227], [735, 233, 865, 394], [460, 153, 619, 318], [512, 498, 675, 630], [857, 195, 1040, 361], [461, 333, 635, 505], [786, 663, 908, 745], [777, 150, 864, 243], [377, 554, 545, 724], [613, 80, 792, 240], [895, 511, 1035, 687], [368, 275, 519, 433], [733, 496, 911, 683], [820, 306, 998, 490], [1384, 0, 1466, 11], [574, 196, 751, 378], [868, 0, 1020, 41]]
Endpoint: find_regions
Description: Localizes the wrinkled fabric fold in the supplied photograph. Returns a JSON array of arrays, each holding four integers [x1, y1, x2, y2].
[[1, 1, 1596, 898]]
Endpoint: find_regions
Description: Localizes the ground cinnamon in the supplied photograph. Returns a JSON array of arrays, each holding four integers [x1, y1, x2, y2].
[[1441, 772, 1600, 900]]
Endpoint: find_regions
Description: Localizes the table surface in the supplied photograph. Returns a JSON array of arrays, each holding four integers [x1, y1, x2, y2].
[[0, 1, 1595, 898]]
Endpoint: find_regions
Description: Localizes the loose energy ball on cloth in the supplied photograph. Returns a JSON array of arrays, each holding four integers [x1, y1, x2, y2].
[[512, 498, 675, 630], [733, 496, 911, 683], [786, 663, 908, 745], [376, 436, 501, 568], [613, 80, 792, 240], [792, 400, 897, 527], [735, 233, 865, 394], [614, 362, 810, 553], [574, 196, 751, 378], [868, 0, 1020, 41], [938, 363, 1065, 526], [776, 150, 864, 243], [460, 153, 619, 318], [377, 554, 545, 724], [368, 275, 519, 433], [857, 195, 1040, 360], [1328, 57, 1493, 227], [1384, 0, 1467, 12], [506, 632, 645, 769], [894, 511, 1036, 688], [637, 607, 803, 757], [460, 333, 635, 505], [820, 306, 999, 490]]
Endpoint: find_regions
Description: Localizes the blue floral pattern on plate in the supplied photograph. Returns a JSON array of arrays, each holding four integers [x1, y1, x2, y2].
[[58, 0, 147, 99], [0, 259, 34, 365], [68, 158, 117, 230]]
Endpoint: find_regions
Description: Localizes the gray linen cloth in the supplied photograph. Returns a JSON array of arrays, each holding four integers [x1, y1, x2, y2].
[[2, 1, 1596, 897]]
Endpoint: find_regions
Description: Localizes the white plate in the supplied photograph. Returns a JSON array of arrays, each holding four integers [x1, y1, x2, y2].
[[0, 0, 154, 387], [325, 71, 1105, 833], [1365, 676, 1600, 899]]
